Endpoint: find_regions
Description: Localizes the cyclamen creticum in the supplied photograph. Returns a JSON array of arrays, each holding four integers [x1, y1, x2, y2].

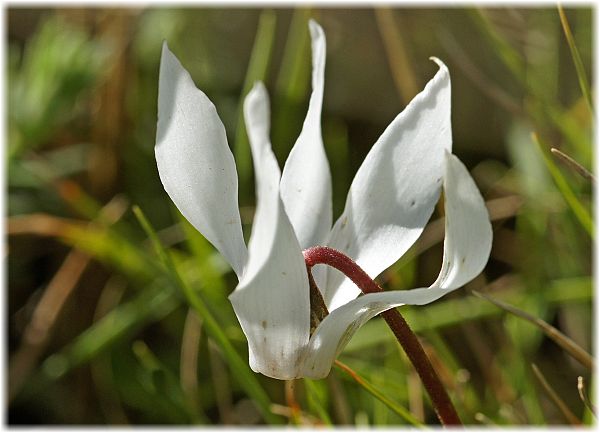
[[155, 20, 492, 380]]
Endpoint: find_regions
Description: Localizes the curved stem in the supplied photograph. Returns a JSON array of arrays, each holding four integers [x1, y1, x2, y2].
[[303, 246, 461, 426]]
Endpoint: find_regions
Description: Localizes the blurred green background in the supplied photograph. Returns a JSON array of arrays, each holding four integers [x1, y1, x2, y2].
[[7, 6, 593, 426]]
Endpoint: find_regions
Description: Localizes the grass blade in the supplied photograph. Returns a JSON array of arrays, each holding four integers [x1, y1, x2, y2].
[[557, 5, 593, 111], [304, 378, 333, 425], [132, 206, 280, 424], [234, 10, 277, 202], [335, 360, 424, 427], [531, 364, 581, 425], [180, 310, 205, 422], [9, 249, 91, 401], [468, 8, 525, 83], [374, 7, 419, 104], [577, 376, 596, 416], [132, 340, 207, 424], [275, 8, 312, 104], [345, 275, 591, 353], [550, 147, 595, 182], [42, 281, 179, 380], [271, 8, 312, 156], [439, 29, 523, 116], [532, 133, 593, 237], [472, 290, 594, 370]]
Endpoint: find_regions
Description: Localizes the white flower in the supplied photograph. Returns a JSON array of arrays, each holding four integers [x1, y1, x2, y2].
[[155, 21, 492, 380]]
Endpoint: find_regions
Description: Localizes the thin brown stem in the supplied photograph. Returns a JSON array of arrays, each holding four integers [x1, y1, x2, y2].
[[473, 290, 594, 370], [303, 246, 462, 426], [284, 380, 302, 425], [531, 364, 581, 425], [578, 376, 596, 416], [180, 310, 203, 418], [551, 147, 595, 182]]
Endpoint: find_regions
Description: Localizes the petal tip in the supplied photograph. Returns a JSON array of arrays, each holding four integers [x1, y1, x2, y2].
[[247, 81, 268, 101], [160, 41, 179, 67], [308, 19, 324, 38], [429, 56, 448, 72], [245, 81, 270, 120]]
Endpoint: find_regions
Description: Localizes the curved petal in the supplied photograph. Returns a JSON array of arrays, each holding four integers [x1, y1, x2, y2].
[[228, 83, 310, 380], [155, 42, 247, 278], [280, 20, 332, 249], [432, 153, 493, 289], [323, 58, 452, 310], [301, 152, 492, 379]]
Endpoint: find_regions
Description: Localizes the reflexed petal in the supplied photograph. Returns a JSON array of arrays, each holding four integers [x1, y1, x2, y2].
[[155, 43, 247, 278], [301, 152, 492, 379], [432, 152, 493, 289], [301, 287, 437, 379], [324, 58, 452, 310], [280, 20, 332, 249], [229, 83, 310, 380]]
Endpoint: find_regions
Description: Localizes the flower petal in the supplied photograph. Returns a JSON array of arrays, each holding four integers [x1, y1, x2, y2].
[[228, 83, 310, 380], [324, 58, 452, 310], [280, 20, 332, 249], [432, 152, 493, 289], [301, 152, 492, 379], [155, 43, 247, 278]]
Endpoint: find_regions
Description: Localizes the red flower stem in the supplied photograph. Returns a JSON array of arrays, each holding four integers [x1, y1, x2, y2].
[[303, 246, 461, 426]]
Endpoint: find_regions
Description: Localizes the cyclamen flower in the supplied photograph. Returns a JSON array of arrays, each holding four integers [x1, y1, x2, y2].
[[155, 21, 492, 380]]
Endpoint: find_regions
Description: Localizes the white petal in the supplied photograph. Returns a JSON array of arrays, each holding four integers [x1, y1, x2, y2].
[[280, 20, 332, 249], [301, 287, 439, 379], [301, 152, 492, 379], [433, 152, 493, 289], [155, 43, 247, 278], [324, 59, 452, 310], [228, 83, 310, 380]]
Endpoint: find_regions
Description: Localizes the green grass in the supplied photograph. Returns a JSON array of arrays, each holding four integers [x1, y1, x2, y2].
[[7, 7, 593, 426]]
